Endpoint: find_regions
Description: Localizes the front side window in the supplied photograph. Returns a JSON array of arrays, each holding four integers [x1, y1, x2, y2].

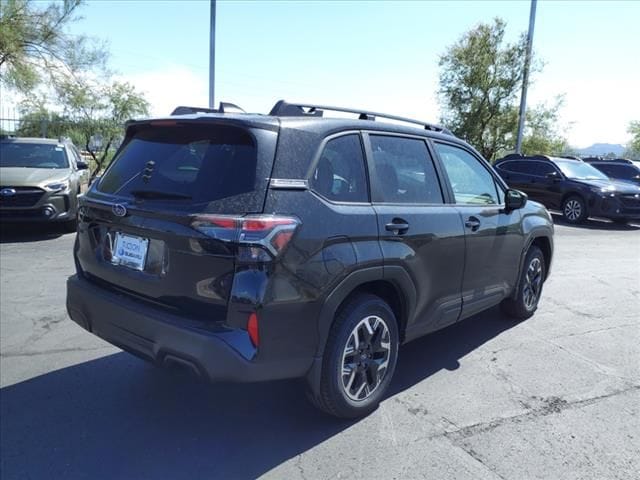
[[310, 134, 368, 202], [369, 135, 443, 204], [435, 143, 500, 205], [535, 162, 560, 176]]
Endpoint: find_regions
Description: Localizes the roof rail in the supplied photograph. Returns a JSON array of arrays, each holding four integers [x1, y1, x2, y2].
[[499, 153, 554, 161], [268, 100, 453, 135], [583, 156, 633, 164], [171, 102, 246, 116]]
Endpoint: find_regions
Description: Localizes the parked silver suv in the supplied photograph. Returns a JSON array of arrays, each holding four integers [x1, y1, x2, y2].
[[0, 137, 90, 231]]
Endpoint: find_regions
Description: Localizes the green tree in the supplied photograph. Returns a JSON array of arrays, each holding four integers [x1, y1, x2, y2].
[[0, 0, 105, 92], [438, 18, 527, 160], [625, 121, 640, 159], [15, 107, 73, 138], [516, 97, 570, 157], [54, 78, 149, 180]]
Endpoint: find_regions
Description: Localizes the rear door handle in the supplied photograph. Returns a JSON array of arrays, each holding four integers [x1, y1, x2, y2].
[[465, 217, 481, 231], [385, 220, 410, 235]]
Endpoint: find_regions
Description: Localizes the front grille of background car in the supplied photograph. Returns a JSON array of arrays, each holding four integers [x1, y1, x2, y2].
[[619, 195, 640, 209], [0, 187, 46, 207]]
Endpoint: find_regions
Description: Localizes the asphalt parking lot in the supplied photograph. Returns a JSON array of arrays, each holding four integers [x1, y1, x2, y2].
[[1, 217, 639, 480]]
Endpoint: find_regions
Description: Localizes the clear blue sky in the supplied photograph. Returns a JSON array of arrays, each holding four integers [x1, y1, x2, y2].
[[60, 1, 640, 147]]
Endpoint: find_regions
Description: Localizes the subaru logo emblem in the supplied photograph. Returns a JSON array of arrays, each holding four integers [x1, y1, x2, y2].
[[112, 203, 127, 217], [0, 188, 17, 197]]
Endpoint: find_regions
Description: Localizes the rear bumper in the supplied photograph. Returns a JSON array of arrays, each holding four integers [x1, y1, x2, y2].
[[66, 274, 303, 382]]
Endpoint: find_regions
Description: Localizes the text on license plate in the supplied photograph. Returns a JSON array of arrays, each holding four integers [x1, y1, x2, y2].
[[112, 232, 149, 271]]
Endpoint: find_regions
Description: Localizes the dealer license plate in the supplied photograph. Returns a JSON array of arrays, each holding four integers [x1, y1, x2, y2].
[[111, 232, 149, 271]]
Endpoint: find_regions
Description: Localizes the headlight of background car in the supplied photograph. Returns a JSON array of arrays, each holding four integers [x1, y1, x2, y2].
[[44, 179, 70, 193], [590, 186, 616, 197]]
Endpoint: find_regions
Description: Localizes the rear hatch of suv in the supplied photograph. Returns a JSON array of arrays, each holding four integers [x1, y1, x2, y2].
[[75, 117, 280, 324]]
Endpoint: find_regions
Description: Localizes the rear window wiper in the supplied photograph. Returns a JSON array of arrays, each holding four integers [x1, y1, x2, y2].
[[130, 189, 192, 200]]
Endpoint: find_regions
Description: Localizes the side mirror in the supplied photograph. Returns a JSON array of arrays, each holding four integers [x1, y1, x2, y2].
[[545, 171, 560, 181], [76, 160, 89, 170], [505, 189, 527, 210]]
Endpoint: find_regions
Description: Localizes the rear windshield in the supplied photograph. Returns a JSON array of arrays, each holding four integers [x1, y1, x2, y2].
[[98, 124, 263, 211], [0, 143, 69, 169]]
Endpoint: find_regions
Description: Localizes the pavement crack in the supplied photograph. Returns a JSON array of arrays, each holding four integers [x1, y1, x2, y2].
[[547, 321, 639, 340], [294, 455, 308, 480], [0, 346, 112, 358], [442, 384, 640, 441], [544, 297, 604, 320]]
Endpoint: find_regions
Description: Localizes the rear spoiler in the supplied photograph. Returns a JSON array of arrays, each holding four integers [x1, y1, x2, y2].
[[171, 102, 246, 115]]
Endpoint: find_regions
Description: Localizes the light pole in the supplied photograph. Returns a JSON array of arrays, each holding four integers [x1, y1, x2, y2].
[[209, 0, 216, 109], [515, 0, 537, 154]]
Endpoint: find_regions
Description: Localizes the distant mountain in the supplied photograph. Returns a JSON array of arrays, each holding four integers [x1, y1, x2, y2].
[[574, 143, 625, 156]]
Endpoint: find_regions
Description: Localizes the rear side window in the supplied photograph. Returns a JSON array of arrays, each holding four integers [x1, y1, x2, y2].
[[310, 134, 368, 202], [370, 135, 443, 204], [98, 125, 260, 211], [596, 164, 638, 178], [500, 161, 535, 174], [435, 143, 500, 205]]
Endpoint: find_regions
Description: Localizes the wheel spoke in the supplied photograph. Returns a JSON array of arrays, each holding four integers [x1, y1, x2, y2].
[[354, 381, 367, 399], [344, 368, 357, 393], [341, 314, 392, 402]]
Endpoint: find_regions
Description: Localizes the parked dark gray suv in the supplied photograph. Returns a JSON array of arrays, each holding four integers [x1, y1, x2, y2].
[[66, 101, 554, 418]]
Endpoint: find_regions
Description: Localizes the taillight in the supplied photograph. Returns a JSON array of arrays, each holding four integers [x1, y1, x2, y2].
[[191, 214, 300, 260], [247, 312, 259, 347]]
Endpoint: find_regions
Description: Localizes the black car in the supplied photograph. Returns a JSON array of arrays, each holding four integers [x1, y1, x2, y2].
[[582, 158, 640, 186], [66, 101, 554, 418], [495, 154, 640, 224]]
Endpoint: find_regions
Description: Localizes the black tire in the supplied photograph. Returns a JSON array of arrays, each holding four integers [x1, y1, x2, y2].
[[562, 195, 587, 224], [501, 245, 546, 320], [309, 294, 399, 418]]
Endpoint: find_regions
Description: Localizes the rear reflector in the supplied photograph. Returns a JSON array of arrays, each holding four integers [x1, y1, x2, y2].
[[191, 214, 300, 259], [248, 312, 259, 347]]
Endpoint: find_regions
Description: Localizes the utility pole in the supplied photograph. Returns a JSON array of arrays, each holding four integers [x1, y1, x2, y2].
[[515, 0, 537, 154], [209, 0, 216, 109]]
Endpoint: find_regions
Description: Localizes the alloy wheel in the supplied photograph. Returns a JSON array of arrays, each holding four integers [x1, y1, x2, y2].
[[523, 257, 543, 311], [564, 199, 582, 221], [340, 315, 391, 401]]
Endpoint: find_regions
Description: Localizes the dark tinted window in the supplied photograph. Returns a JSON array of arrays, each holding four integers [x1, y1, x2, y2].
[[435, 143, 500, 205], [499, 161, 535, 174], [535, 162, 559, 176], [0, 142, 69, 169], [370, 136, 443, 204], [98, 125, 258, 208], [311, 134, 368, 202], [595, 164, 639, 179]]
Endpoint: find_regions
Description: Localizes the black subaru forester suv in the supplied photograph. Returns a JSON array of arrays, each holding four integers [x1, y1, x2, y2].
[[67, 101, 554, 418]]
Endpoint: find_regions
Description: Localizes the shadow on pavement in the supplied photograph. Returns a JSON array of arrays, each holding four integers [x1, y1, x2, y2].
[[551, 213, 640, 231], [0, 307, 513, 479], [0, 222, 70, 243]]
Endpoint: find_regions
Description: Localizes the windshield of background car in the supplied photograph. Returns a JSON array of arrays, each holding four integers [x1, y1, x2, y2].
[[554, 160, 609, 180], [0, 143, 69, 169], [97, 124, 265, 213]]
